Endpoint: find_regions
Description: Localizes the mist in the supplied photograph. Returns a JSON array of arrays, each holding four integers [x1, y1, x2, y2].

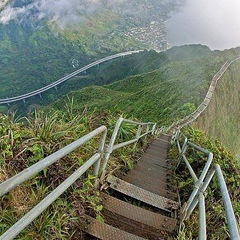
[[0, 0, 127, 28], [166, 0, 240, 50]]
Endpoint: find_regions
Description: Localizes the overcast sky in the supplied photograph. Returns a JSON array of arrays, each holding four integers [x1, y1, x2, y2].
[[166, 0, 240, 50]]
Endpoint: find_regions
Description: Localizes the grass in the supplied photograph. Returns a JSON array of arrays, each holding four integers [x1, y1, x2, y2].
[[0, 99, 151, 239]]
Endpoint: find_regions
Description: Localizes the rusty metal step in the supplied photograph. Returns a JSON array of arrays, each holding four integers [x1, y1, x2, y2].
[[151, 139, 170, 145], [145, 147, 168, 157], [107, 175, 179, 212], [103, 212, 169, 240], [101, 193, 177, 233], [141, 155, 168, 166], [157, 135, 171, 141], [133, 164, 168, 181], [123, 169, 172, 188], [152, 139, 169, 145], [82, 215, 146, 240], [140, 158, 167, 168], [124, 169, 177, 192], [136, 161, 171, 173], [145, 148, 168, 156], [122, 174, 177, 200]]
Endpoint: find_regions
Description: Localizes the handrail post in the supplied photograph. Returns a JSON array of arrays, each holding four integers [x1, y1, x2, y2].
[[152, 123, 157, 135], [100, 117, 124, 175], [186, 167, 215, 219], [133, 124, 142, 151], [199, 192, 207, 240], [145, 125, 150, 140], [93, 129, 107, 176], [215, 164, 240, 239]]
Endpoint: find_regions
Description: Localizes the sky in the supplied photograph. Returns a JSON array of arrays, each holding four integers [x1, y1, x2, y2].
[[166, 0, 240, 50]]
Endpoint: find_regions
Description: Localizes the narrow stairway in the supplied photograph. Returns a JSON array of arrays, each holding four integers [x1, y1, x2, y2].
[[82, 134, 180, 239]]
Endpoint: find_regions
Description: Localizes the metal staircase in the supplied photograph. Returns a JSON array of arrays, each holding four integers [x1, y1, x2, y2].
[[82, 135, 179, 239]]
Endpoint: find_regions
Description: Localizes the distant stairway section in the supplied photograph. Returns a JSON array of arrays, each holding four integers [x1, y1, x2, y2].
[[82, 134, 180, 239], [168, 55, 240, 132]]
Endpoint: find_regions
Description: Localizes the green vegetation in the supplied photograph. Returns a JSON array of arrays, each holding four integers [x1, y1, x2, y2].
[[0, 100, 150, 239], [52, 45, 225, 125], [170, 127, 240, 239]]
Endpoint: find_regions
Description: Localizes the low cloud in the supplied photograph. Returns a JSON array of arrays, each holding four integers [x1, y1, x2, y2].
[[166, 0, 240, 50], [0, 0, 127, 27]]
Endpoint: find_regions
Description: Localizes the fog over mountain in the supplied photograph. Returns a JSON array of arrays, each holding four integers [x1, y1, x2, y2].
[[167, 0, 240, 50], [0, 0, 128, 28]]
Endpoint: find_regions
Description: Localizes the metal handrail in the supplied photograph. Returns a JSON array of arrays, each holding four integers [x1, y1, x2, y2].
[[174, 130, 239, 240], [0, 117, 156, 239], [100, 117, 156, 174]]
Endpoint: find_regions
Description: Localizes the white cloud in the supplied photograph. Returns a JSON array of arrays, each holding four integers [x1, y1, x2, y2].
[[0, 0, 127, 27], [167, 0, 240, 50]]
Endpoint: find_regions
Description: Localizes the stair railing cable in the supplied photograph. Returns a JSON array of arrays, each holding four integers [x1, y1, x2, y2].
[[173, 130, 240, 240], [0, 117, 156, 240]]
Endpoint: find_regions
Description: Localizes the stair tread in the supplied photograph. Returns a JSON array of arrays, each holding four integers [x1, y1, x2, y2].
[[133, 165, 168, 180], [140, 157, 167, 168], [107, 175, 179, 212], [122, 174, 177, 199], [136, 161, 170, 173], [83, 215, 146, 240], [124, 169, 175, 188], [101, 193, 177, 233]]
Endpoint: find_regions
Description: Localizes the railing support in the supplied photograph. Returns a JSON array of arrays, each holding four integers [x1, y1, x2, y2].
[[133, 124, 142, 151], [174, 130, 239, 240], [100, 117, 124, 175], [93, 129, 107, 176], [215, 165, 240, 239], [199, 192, 207, 240]]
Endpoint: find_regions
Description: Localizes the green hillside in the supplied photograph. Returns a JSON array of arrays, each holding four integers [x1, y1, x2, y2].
[[52, 45, 226, 125]]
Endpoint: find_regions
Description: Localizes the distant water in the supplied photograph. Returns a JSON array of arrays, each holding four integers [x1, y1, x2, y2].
[[166, 0, 240, 50]]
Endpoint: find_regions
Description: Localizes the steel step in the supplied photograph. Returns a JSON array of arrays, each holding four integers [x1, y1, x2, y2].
[[122, 174, 177, 200], [107, 175, 179, 212], [136, 161, 171, 173], [152, 139, 169, 145], [101, 193, 177, 233], [103, 210, 173, 240], [140, 156, 167, 168], [124, 169, 177, 192], [145, 148, 168, 156], [82, 215, 146, 240], [123, 169, 174, 189], [144, 151, 168, 158], [133, 164, 168, 180]]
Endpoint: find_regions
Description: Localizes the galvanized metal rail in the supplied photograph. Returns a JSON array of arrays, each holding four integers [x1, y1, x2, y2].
[[0, 117, 155, 240], [173, 130, 240, 240]]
